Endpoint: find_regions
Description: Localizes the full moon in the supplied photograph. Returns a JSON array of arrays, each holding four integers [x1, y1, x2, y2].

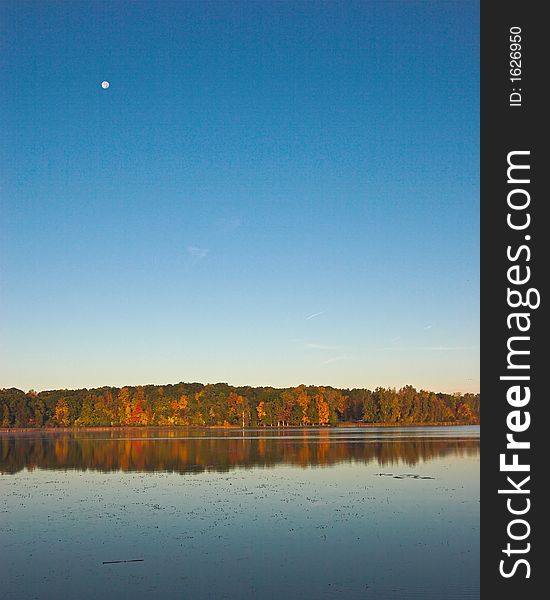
[[101, 81, 110, 89]]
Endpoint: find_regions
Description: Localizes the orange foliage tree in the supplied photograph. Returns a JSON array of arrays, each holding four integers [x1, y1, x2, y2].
[[315, 391, 330, 426], [54, 398, 70, 427]]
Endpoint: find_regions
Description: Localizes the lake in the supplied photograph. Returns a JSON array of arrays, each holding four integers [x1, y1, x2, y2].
[[0, 426, 479, 599]]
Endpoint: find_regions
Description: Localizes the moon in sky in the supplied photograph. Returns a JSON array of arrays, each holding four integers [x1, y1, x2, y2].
[[101, 81, 110, 89]]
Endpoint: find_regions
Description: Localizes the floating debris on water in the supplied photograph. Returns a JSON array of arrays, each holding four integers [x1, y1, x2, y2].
[[376, 473, 435, 480], [102, 559, 144, 565]]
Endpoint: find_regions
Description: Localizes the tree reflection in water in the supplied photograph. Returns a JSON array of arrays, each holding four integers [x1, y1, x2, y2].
[[0, 427, 479, 475]]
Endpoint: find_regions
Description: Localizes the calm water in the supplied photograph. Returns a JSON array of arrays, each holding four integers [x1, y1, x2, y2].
[[0, 426, 479, 599]]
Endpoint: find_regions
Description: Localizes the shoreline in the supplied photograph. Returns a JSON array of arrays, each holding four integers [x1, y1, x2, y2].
[[0, 421, 479, 433]]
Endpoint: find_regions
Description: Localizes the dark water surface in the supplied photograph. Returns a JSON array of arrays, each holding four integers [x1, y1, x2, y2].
[[1, 426, 479, 599]]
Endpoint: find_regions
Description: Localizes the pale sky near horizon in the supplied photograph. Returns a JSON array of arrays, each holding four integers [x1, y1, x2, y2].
[[0, 1, 479, 394]]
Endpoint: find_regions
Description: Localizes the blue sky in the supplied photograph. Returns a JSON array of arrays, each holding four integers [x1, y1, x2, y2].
[[0, 1, 479, 393]]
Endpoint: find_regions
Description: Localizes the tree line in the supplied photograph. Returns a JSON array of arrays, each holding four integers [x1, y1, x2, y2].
[[0, 382, 479, 428]]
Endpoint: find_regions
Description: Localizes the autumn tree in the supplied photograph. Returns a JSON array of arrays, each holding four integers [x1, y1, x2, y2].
[[457, 402, 474, 422], [74, 395, 94, 427], [256, 401, 267, 425], [2, 404, 11, 427], [227, 392, 249, 427], [315, 390, 330, 426], [130, 387, 147, 425], [117, 387, 132, 425], [170, 394, 189, 425], [54, 398, 71, 427], [295, 386, 311, 426], [334, 391, 346, 419]]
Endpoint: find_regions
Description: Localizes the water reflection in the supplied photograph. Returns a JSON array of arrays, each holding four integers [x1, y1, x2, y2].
[[0, 426, 479, 475]]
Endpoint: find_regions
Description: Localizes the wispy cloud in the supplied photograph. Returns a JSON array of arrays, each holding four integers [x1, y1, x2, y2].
[[306, 310, 326, 320], [322, 356, 347, 365], [390, 336, 402, 343], [306, 342, 340, 350], [423, 324, 433, 330], [187, 246, 209, 260], [419, 346, 476, 351], [376, 344, 477, 352]]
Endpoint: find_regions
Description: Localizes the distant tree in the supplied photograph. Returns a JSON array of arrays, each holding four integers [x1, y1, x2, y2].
[[360, 390, 377, 423], [54, 399, 71, 427], [295, 386, 310, 426], [457, 403, 474, 422], [130, 387, 147, 425], [256, 401, 267, 425], [315, 390, 330, 426], [117, 387, 132, 425], [2, 404, 11, 428], [227, 392, 249, 427]]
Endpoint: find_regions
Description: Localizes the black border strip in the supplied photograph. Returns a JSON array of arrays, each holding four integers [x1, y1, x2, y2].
[[481, 1, 546, 596]]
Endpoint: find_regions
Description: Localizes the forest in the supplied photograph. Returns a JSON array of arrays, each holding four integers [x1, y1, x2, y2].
[[0, 382, 479, 428]]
